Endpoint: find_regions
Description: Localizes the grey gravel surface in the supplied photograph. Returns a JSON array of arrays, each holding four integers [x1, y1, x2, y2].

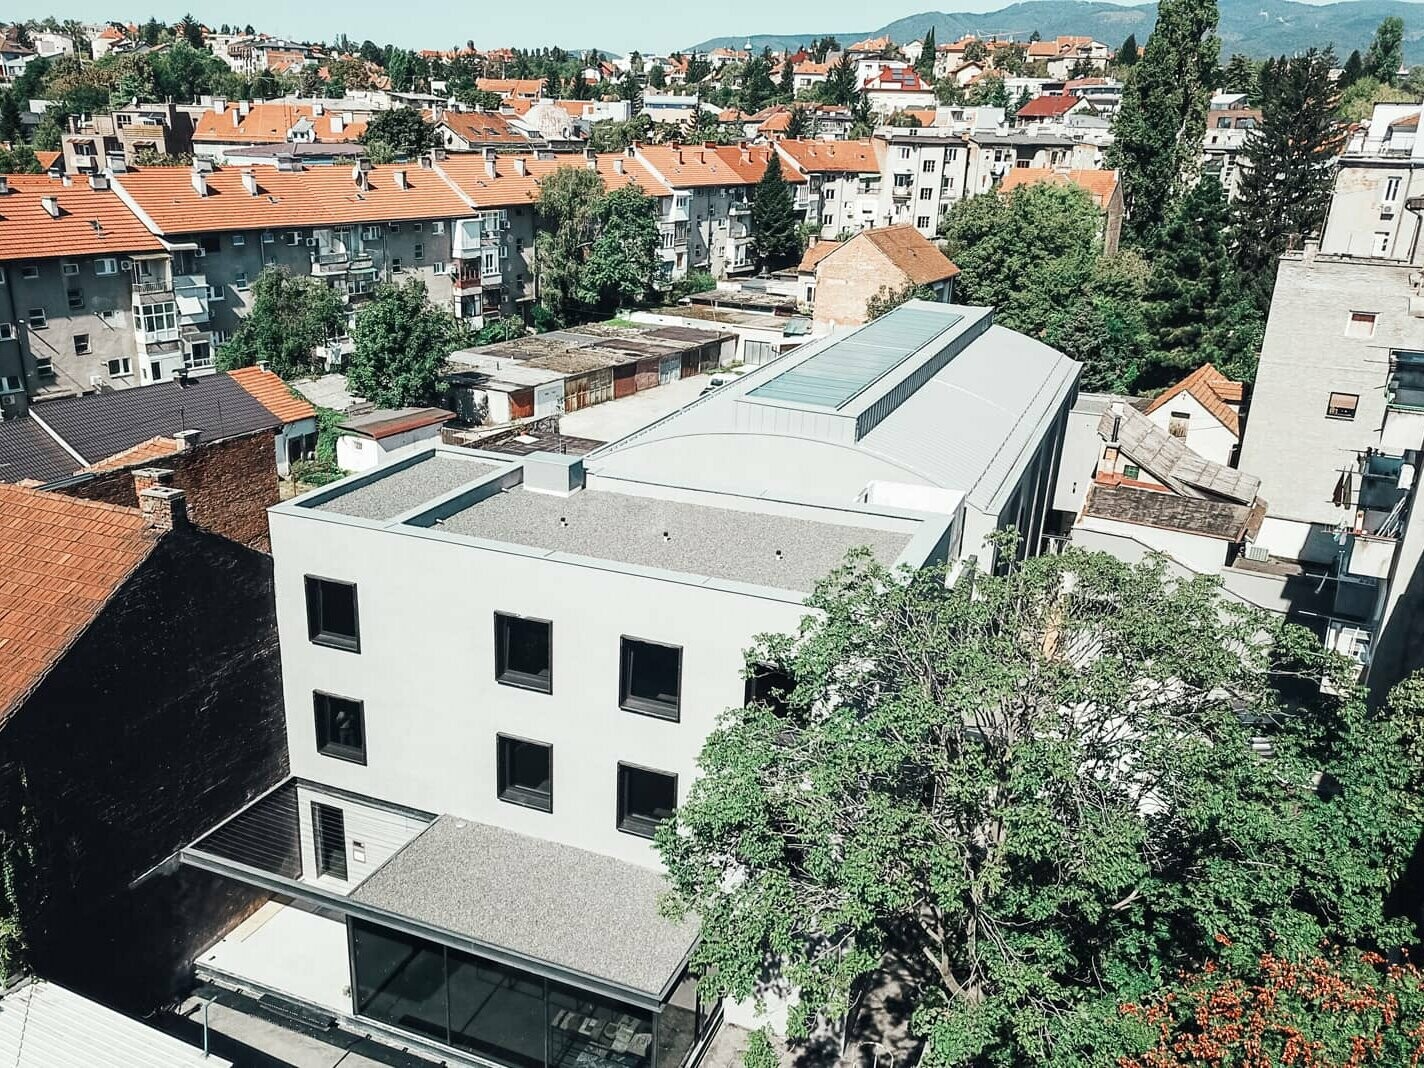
[[312, 456, 496, 521], [351, 815, 698, 996], [436, 484, 911, 591]]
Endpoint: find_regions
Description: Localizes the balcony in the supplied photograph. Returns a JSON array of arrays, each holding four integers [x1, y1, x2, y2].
[[1344, 534, 1397, 580], [1384, 351, 1424, 451], [134, 277, 175, 301], [452, 264, 483, 293], [312, 252, 351, 277]]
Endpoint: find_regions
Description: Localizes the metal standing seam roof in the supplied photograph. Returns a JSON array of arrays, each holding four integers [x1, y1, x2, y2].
[[750, 307, 963, 409]]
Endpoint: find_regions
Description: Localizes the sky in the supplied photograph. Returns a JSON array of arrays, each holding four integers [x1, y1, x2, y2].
[[33, 0, 1406, 53]]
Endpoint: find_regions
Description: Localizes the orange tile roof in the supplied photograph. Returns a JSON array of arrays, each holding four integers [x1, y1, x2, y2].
[[0, 174, 163, 260], [776, 138, 879, 174], [797, 240, 841, 272], [437, 152, 671, 208], [114, 163, 471, 234], [805, 225, 959, 285], [637, 144, 805, 188], [227, 366, 318, 424], [437, 110, 527, 145], [793, 61, 831, 77], [998, 167, 1120, 209], [848, 35, 892, 52], [477, 77, 547, 97], [193, 103, 367, 144], [1015, 94, 1084, 119], [84, 436, 181, 472], [0, 485, 160, 723], [35, 150, 60, 170], [1143, 363, 1243, 436]]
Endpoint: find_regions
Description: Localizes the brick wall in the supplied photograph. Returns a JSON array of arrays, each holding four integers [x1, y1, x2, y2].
[[812, 241, 898, 330], [55, 429, 279, 551]]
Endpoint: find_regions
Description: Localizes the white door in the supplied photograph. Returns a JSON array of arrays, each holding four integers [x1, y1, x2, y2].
[[534, 381, 563, 417]]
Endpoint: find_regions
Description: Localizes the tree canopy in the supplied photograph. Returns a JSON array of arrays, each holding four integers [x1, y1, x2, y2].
[[1364, 16, 1405, 86], [346, 277, 471, 407], [360, 107, 435, 159], [216, 267, 346, 379], [750, 152, 802, 271], [659, 545, 1422, 1067]]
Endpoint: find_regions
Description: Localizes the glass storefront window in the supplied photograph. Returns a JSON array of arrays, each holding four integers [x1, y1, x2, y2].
[[548, 982, 653, 1068], [351, 920, 448, 1045], [448, 948, 546, 1068], [656, 967, 717, 1068]]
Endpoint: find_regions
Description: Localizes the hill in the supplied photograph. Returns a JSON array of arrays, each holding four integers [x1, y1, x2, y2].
[[688, 0, 1424, 62]]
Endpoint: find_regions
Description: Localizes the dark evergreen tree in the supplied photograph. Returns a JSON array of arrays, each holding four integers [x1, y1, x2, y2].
[[916, 27, 937, 81], [777, 56, 795, 101], [1364, 16, 1405, 86], [820, 57, 858, 106], [1220, 53, 1258, 95], [785, 106, 809, 139], [0, 92, 22, 146], [1341, 49, 1364, 87], [750, 153, 800, 271], [1118, 33, 1139, 67], [1106, 0, 1220, 242], [1233, 47, 1342, 312], [1141, 178, 1263, 384]]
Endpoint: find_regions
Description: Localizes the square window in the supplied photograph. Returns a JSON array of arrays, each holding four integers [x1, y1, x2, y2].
[[619, 636, 681, 720], [94, 257, 117, 275], [67, 289, 83, 310], [0, 323, 13, 340], [617, 763, 677, 838], [497, 735, 552, 812], [391, 258, 403, 272], [231, 233, 245, 246], [1327, 392, 1359, 420], [745, 663, 794, 717], [107, 357, 131, 376], [305, 576, 359, 651], [412, 222, 423, 232], [1123, 463, 1141, 480], [1347, 311, 1377, 338], [236, 271, 249, 289], [262, 231, 275, 243], [312, 802, 348, 880], [26, 309, 46, 329], [61, 261, 79, 276], [494, 612, 552, 693], [73, 333, 90, 355], [20, 265, 39, 279], [314, 691, 365, 764]]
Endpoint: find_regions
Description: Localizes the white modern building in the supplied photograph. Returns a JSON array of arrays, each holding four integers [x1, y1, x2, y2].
[[164, 302, 1079, 1065]]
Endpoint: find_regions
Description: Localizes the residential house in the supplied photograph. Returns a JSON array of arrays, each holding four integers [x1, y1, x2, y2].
[[30, 31, 76, 57], [0, 482, 285, 1010], [997, 167, 1123, 253], [147, 301, 1073, 1066], [228, 362, 320, 474], [1013, 93, 1094, 126], [476, 77, 547, 101], [792, 60, 832, 94], [1027, 36, 1111, 78], [436, 110, 531, 152], [0, 35, 35, 83], [845, 35, 895, 60], [1201, 108, 1262, 200], [192, 101, 368, 162], [335, 406, 454, 471], [775, 138, 881, 237], [1140, 363, 1244, 466], [61, 101, 197, 172], [88, 24, 127, 59], [796, 225, 958, 329], [860, 66, 937, 115]]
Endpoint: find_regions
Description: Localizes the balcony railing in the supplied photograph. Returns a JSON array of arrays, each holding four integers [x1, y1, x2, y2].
[[134, 278, 173, 296], [312, 252, 351, 276]]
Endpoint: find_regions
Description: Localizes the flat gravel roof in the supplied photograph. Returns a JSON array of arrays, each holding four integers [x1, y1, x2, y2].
[[433, 484, 911, 591], [351, 815, 698, 997], [311, 455, 497, 521]]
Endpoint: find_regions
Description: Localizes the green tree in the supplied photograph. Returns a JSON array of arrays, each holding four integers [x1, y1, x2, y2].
[[583, 183, 660, 310], [0, 93, 21, 145], [535, 164, 606, 324], [1335, 74, 1412, 123], [1340, 48, 1364, 88], [685, 53, 711, 84], [866, 282, 936, 320], [1106, 0, 1220, 241], [1118, 33, 1139, 67], [1233, 48, 1342, 312], [967, 72, 1009, 108], [360, 107, 435, 158], [964, 38, 988, 64], [29, 113, 60, 152], [347, 278, 470, 408], [750, 152, 801, 270], [0, 145, 40, 173], [176, 12, 203, 48], [916, 27, 937, 81], [216, 267, 347, 379], [647, 63, 666, 90], [1141, 178, 1263, 384], [1044, 249, 1151, 393], [819, 57, 858, 106], [616, 70, 644, 113], [1364, 16, 1405, 86], [739, 54, 778, 113], [1219, 52, 1258, 96], [658, 547, 1419, 1067]]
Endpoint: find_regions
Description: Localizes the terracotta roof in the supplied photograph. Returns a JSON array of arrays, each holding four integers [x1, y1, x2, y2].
[[228, 366, 318, 425], [637, 144, 805, 188], [0, 174, 163, 260], [0, 485, 160, 723], [437, 110, 527, 145], [1143, 363, 1243, 437], [1389, 112, 1419, 130], [863, 66, 931, 92], [477, 78, 547, 97], [84, 436, 182, 472], [902, 109, 938, 127], [848, 35, 892, 52], [1015, 94, 1084, 119], [35, 151, 60, 171], [776, 138, 879, 174], [437, 152, 671, 208], [193, 104, 367, 144], [998, 167, 1120, 208], [806, 225, 959, 285], [793, 61, 831, 77], [342, 406, 453, 440], [114, 163, 471, 234], [797, 240, 842, 272]]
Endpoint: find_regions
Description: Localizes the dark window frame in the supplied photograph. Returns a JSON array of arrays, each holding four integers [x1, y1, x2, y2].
[[305, 575, 360, 652], [314, 690, 367, 765], [496, 733, 553, 812], [1327, 392, 1360, 420], [312, 801, 348, 880], [744, 663, 794, 717], [619, 635, 682, 721], [616, 761, 678, 839], [493, 612, 553, 694]]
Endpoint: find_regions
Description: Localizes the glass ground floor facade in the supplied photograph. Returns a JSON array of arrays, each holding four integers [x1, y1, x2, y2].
[[350, 919, 716, 1068]]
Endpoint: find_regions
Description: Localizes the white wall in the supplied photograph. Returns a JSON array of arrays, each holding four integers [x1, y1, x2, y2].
[[1078, 513, 1230, 573], [270, 510, 809, 869], [1143, 393, 1237, 466]]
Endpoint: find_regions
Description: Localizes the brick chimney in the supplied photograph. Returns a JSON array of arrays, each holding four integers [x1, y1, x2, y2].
[[173, 429, 201, 451], [133, 467, 174, 494], [139, 485, 188, 531]]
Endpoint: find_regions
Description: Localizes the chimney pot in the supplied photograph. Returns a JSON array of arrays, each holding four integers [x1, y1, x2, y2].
[[139, 485, 188, 531], [41, 195, 59, 217], [192, 169, 208, 197], [613, 158, 624, 174], [0, 175, 9, 194], [394, 169, 409, 189], [173, 429, 201, 451], [241, 169, 258, 194]]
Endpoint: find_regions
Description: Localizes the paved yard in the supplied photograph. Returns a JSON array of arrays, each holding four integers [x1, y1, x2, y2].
[[559, 374, 715, 444]]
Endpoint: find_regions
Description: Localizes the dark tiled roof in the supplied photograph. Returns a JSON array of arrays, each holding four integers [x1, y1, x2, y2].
[[30, 374, 280, 465], [0, 416, 80, 484], [1084, 482, 1263, 542]]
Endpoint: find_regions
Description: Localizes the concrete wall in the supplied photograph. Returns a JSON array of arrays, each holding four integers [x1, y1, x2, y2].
[[1143, 391, 1237, 466], [1320, 159, 1424, 260], [1078, 513, 1229, 573], [268, 507, 808, 869]]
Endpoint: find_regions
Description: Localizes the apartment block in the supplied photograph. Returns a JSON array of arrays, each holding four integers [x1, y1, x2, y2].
[[775, 139, 882, 238], [153, 302, 1078, 1065]]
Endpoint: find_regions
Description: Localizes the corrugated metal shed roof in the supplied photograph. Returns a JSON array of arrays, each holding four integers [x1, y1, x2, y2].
[[0, 979, 231, 1067]]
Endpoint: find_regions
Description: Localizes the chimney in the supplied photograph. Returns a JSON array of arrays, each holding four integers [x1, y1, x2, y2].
[[173, 429, 201, 451], [88, 173, 109, 191], [258, 360, 270, 373], [613, 158, 624, 175], [238, 100, 251, 117], [241, 169, 258, 195], [331, 114, 344, 134], [624, 144, 636, 158], [192, 169, 208, 197], [514, 157, 527, 176], [139, 485, 189, 531], [312, 102, 324, 116], [675, 148, 683, 165], [394, 169, 409, 189], [483, 146, 497, 163], [41, 195, 59, 218], [353, 164, 368, 190], [485, 156, 498, 178], [133, 467, 173, 494], [232, 108, 241, 127], [0, 175, 10, 195], [211, 96, 227, 113]]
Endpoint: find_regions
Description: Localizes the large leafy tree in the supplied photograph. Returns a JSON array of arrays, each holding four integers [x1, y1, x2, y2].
[[1364, 16, 1405, 86], [659, 548, 1421, 1067], [583, 184, 660, 311], [1106, 0, 1220, 241], [346, 278, 471, 407], [1233, 48, 1342, 312], [216, 267, 346, 380], [535, 164, 610, 325], [749, 152, 801, 271], [1140, 178, 1263, 384], [360, 107, 435, 159]]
